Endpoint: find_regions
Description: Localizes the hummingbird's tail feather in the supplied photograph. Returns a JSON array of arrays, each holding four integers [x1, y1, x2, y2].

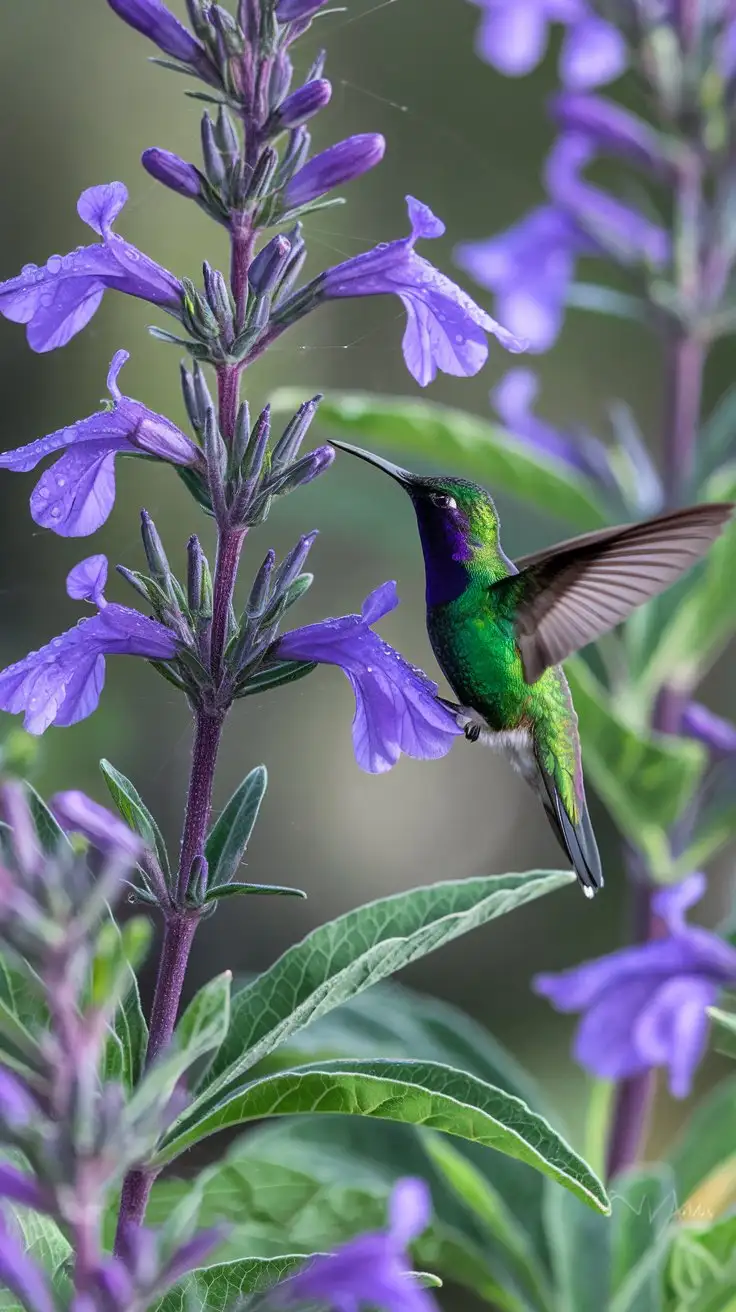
[[534, 752, 603, 898]]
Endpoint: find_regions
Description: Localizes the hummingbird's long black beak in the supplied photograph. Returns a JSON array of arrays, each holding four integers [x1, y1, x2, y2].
[[329, 439, 417, 489]]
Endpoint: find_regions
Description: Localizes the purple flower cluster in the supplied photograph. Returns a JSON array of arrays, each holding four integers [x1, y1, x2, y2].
[[469, 0, 626, 87]]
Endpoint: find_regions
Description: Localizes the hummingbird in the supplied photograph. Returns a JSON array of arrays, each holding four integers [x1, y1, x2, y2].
[[330, 439, 734, 897]]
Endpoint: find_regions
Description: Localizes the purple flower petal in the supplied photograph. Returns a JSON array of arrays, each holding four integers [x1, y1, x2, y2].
[[0, 1212, 54, 1312], [682, 702, 736, 756], [0, 1166, 51, 1213], [0, 596, 178, 735], [634, 975, 716, 1097], [0, 352, 199, 536], [574, 975, 657, 1080], [285, 135, 386, 208], [67, 555, 108, 605], [389, 1180, 431, 1246], [560, 15, 627, 89], [275, 582, 462, 772], [651, 871, 706, 933], [549, 92, 667, 174], [320, 196, 525, 385], [0, 186, 181, 353], [52, 790, 144, 859], [475, 0, 549, 75], [492, 368, 612, 482]]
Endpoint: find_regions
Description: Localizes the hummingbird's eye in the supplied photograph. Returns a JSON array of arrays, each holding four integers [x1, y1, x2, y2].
[[431, 493, 457, 510]]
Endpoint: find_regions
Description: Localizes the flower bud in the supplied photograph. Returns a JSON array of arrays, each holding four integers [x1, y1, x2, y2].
[[267, 444, 334, 496], [270, 79, 332, 132], [107, 0, 203, 63], [201, 113, 226, 188], [285, 134, 385, 208], [248, 235, 292, 296], [271, 395, 322, 471], [142, 148, 202, 199]]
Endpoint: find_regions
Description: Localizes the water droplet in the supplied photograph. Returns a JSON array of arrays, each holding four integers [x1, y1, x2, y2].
[[21, 263, 37, 276], [454, 333, 463, 343], [56, 477, 66, 488], [375, 243, 388, 251], [37, 487, 49, 499], [51, 638, 62, 649], [46, 255, 63, 274], [50, 507, 61, 519]]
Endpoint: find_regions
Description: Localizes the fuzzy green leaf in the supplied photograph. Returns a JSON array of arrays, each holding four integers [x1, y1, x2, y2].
[[205, 766, 268, 889], [100, 759, 170, 876]]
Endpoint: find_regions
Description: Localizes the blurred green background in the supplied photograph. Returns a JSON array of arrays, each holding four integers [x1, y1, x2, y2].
[[0, 0, 733, 1155]]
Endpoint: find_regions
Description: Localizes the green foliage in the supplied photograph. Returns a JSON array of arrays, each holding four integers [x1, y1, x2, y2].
[[100, 758, 171, 877], [272, 389, 609, 530], [153, 1255, 320, 1312], [205, 766, 268, 889], [565, 658, 706, 878], [0, 954, 48, 1079], [706, 1005, 736, 1060], [666, 1215, 736, 1310], [668, 1075, 736, 1202]]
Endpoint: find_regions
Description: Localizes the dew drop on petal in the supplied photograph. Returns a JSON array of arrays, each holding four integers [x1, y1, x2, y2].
[[56, 477, 66, 488], [46, 255, 63, 274], [50, 507, 61, 519], [37, 487, 49, 499]]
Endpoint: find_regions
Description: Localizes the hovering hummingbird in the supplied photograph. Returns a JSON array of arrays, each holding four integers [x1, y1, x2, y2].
[[330, 439, 733, 897]]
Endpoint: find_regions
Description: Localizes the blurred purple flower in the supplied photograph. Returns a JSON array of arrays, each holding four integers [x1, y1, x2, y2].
[[274, 582, 463, 773], [682, 702, 736, 757], [277, 0, 330, 19], [469, 0, 626, 88], [549, 92, 669, 175], [545, 135, 670, 267], [0, 1068, 37, 1127], [285, 134, 386, 208], [0, 557, 178, 734], [534, 872, 736, 1097], [0, 351, 201, 536], [51, 790, 145, 860], [318, 196, 525, 385], [492, 369, 613, 484], [0, 1210, 54, 1312], [0, 184, 182, 352], [455, 205, 593, 351], [278, 1178, 437, 1312]]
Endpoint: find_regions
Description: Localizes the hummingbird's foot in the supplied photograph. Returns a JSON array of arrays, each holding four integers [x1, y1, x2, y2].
[[439, 697, 487, 743], [464, 723, 482, 743]]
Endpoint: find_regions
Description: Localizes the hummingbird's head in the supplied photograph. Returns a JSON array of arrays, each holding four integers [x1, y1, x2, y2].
[[330, 441, 510, 605]]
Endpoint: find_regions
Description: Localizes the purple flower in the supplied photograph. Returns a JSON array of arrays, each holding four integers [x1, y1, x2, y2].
[[0, 184, 182, 353], [470, 0, 626, 89], [0, 1166, 51, 1213], [534, 872, 736, 1097], [274, 582, 463, 773], [0, 557, 178, 734], [549, 92, 668, 175], [0, 351, 200, 537], [318, 197, 525, 386], [492, 369, 613, 483], [0, 1210, 54, 1312], [285, 135, 386, 209], [142, 148, 203, 200], [106, 0, 210, 69], [51, 790, 145, 860], [456, 205, 592, 351], [277, 0, 330, 19], [278, 1178, 437, 1312], [545, 135, 670, 267], [682, 702, 736, 757]]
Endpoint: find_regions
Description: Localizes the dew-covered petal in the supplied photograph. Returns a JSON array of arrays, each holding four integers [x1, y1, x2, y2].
[[30, 443, 118, 537], [91, 604, 179, 658], [634, 975, 716, 1098], [77, 182, 129, 235], [66, 555, 109, 606], [26, 280, 106, 354], [361, 580, 400, 626], [406, 196, 445, 243]]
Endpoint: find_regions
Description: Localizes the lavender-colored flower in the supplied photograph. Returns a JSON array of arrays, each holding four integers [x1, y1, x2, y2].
[[470, 0, 626, 89], [545, 135, 670, 267], [51, 790, 145, 860], [492, 369, 613, 483], [534, 872, 736, 1097], [0, 1166, 51, 1213], [0, 1210, 54, 1312], [0, 1068, 36, 1127], [0, 351, 200, 536], [285, 135, 386, 209], [278, 1178, 437, 1312], [549, 92, 668, 175], [455, 205, 592, 351], [106, 0, 207, 67], [142, 148, 203, 200], [0, 557, 178, 734], [682, 702, 736, 756], [318, 197, 525, 386], [0, 184, 182, 353], [274, 581, 463, 773]]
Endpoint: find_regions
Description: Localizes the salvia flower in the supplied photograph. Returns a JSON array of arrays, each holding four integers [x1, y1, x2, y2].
[[456, 205, 592, 351], [277, 1178, 437, 1312], [106, 0, 210, 70], [470, 0, 626, 89], [285, 134, 386, 209], [274, 581, 463, 773], [317, 196, 525, 385], [548, 92, 669, 176], [51, 790, 145, 860], [142, 147, 203, 200], [682, 702, 736, 757], [534, 872, 736, 1097], [0, 184, 182, 353], [492, 369, 614, 484], [0, 351, 201, 536], [0, 1210, 54, 1312], [0, 557, 178, 734]]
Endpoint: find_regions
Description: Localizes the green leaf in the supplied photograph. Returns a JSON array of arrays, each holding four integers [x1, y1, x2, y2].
[[99, 917, 149, 1091], [669, 1075, 736, 1202], [205, 766, 268, 889], [707, 1006, 736, 1060], [609, 1166, 676, 1312], [154, 1057, 610, 1218], [153, 1255, 312, 1312], [193, 870, 573, 1122], [204, 881, 306, 902], [0, 955, 47, 1077], [641, 466, 736, 691], [565, 657, 705, 879], [271, 390, 608, 531], [235, 659, 316, 698], [25, 784, 67, 854], [544, 1180, 611, 1312], [666, 1216, 736, 1312], [100, 759, 170, 877]]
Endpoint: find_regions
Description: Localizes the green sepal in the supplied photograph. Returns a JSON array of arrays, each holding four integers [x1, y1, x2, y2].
[[234, 659, 317, 697]]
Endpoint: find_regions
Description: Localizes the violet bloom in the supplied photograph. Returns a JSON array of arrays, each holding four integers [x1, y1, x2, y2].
[[0, 1210, 54, 1312], [455, 206, 592, 351], [0, 184, 181, 353], [278, 1178, 437, 1312], [470, 0, 626, 89], [274, 581, 463, 773], [0, 556, 178, 734], [51, 790, 145, 860], [492, 369, 613, 484], [549, 92, 668, 175], [545, 135, 670, 268], [534, 872, 736, 1097], [682, 702, 736, 757], [317, 197, 525, 386], [0, 351, 201, 536], [285, 134, 386, 209]]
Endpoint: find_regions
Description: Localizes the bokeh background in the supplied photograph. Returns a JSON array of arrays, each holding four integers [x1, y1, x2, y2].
[[0, 0, 734, 1156]]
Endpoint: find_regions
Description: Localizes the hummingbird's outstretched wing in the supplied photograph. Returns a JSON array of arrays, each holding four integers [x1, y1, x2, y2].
[[505, 502, 734, 683]]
